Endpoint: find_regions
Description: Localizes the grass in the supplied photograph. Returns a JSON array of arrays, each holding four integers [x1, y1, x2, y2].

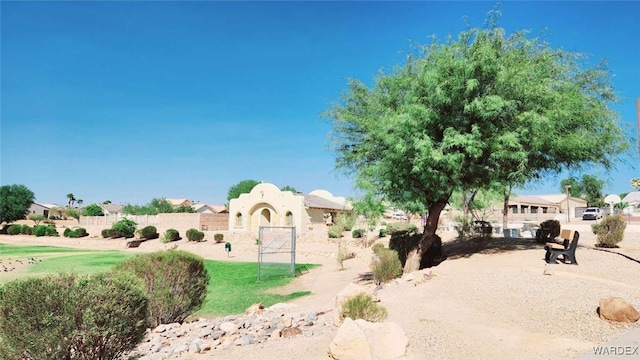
[[0, 243, 317, 316]]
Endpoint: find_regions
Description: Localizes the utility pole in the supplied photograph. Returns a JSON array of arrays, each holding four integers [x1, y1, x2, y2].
[[565, 185, 572, 223]]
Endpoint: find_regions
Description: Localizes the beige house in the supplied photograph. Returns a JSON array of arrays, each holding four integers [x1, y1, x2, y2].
[[228, 183, 351, 233], [166, 198, 193, 207]]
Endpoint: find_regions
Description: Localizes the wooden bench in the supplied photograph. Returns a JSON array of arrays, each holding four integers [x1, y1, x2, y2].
[[544, 229, 579, 265]]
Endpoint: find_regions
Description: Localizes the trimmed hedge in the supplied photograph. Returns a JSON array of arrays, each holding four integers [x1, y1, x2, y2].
[[162, 229, 180, 243], [115, 250, 210, 328], [0, 272, 148, 360], [139, 226, 159, 240], [101, 229, 111, 238], [20, 225, 33, 235], [33, 225, 58, 237], [186, 228, 205, 242], [6, 224, 21, 236], [214, 233, 224, 243]]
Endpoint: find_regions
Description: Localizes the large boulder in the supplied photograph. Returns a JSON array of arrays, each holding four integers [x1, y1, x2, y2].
[[599, 297, 640, 323], [328, 318, 408, 360]]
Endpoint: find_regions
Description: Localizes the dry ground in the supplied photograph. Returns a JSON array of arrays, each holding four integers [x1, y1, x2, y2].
[[1, 221, 639, 360]]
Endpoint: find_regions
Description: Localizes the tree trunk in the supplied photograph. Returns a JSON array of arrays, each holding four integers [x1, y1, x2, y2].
[[403, 199, 448, 273], [502, 192, 509, 233]]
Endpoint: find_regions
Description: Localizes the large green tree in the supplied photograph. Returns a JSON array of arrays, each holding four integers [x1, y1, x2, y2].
[[0, 184, 35, 224], [227, 179, 260, 202], [325, 14, 629, 272], [560, 174, 605, 206]]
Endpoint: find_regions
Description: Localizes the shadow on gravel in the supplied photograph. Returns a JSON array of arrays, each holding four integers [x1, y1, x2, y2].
[[443, 237, 543, 260]]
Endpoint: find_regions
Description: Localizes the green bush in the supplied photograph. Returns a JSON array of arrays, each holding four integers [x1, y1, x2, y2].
[[214, 233, 224, 243], [101, 228, 111, 238], [115, 250, 210, 328], [592, 214, 626, 248], [20, 224, 33, 235], [63, 228, 73, 237], [386, 222, 419, 235], [186, 228, 205, 242], [161, 228, 180, 243], [110, 230, 123, 239], [378, 228, 389, 237], [6, 224, 21, 235], [111, 218, 137, 238], [352, 229, 364, 238], [328, 225, 343, 238], [74, 228, 88, 237], [371, 243, 385, 255], [472, 220, 493, 240], [371, 248, 403, 284], [139, 225, 159, 240], [45, 225, 58, 237], [33, 225, 49, 237], [536, 219, 560, 244], [454, 215, 473, 238], [0, 272, 148, 360], [341, 292, 387, 322]]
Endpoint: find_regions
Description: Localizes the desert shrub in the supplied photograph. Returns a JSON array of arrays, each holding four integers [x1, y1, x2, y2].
[[592, 214, 627, 248], [6, 224, 21, 236], [371, 248, 403, 284], [45, 225, 59, 237], [161, 228, 180, 243], [454, 215, 473, 238], [114, 250, 210, 328], [74, 228, 88, 237], [336, 241, 348, 270], [214, 233, 224, 243], [371, 243, 385, 255], [111, 218, 137, 238], [186, 228, 205, 242], [20, 224, 32, 235], [63, 228, 73, 237], [66, 208, 80, 222], [352, 229, 364, 238], [328, 225, 343, 238], [536, 219, 560, 244], [386, 222, 419, 235], [0, 272, 148, 360], [139, 225, 159, 240], [471, 220, 493, 240], [110, 230, 123, 239], [341, 292, 387, 322], [101, 228, 111, 238], [34, 225, 49, 237], [378, 228, 389, 237]]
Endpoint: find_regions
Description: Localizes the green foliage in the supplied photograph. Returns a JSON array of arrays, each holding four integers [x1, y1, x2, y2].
[[560, 175, 605, 206], [115, 250, 210, 327], [454, 215, 473, 239], [386, 222, 419, 235], [122, 198, 179, 215], [81, 204, 104, 216], [6, 224, 22, 235], [472, 220, 493, 240], [111, 218, 137, 238], [371, 249, 402, 284], [227, 179, 260, 202], [20, 225, 33, 235], [378, 228, 389, 237], [0, 272, 148, 360], [66, 208, 80, 222], [161, 228, 180, 243], [341, 292, 387, 322], [371, 242, 385, 255], [214, 233, 224, 243], [536, 220, 561, 244], [27, 214, 45, 225], [0, 184, 35, 224], [33, 225, 50, 237], [324, 13, 630, 265], [101, 229, 111, 238], [328, 225, 343, 238], [186, 228, 205, 242], [280, 185, 299, 193], [139, 225, 159, 240], [352, 180, 386, 232], [75, 228, 88, 237], [592, 214, 626, 248], [110, 230, 123, 239], [63, 228, 72, 237], [46, 226, 59, 237], [351, 229, 364, 238], [389, 232, 443, 269], [175, 204, 195, 213]]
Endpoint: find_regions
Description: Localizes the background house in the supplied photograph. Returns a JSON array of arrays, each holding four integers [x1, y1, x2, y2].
[[101, 204, 124, 215], [166, 198, 193, 207], [228, 183, 351, 233], [28, 202, 57, 218]]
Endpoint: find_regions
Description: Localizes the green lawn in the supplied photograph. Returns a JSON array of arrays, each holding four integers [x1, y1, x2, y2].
[[0, 243, 316, 316]]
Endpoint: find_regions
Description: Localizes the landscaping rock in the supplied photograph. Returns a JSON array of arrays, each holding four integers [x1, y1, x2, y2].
[[599, 297, 640, 323], [328, 318, 408, 360]]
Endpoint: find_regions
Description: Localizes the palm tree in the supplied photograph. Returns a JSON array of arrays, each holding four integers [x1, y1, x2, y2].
[[103, 200, 112, 205], [66, 193, 76, 208], [77, 199, 83, 209]]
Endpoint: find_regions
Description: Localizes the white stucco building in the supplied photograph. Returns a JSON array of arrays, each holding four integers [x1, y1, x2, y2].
[[228, 183, 351, 233]]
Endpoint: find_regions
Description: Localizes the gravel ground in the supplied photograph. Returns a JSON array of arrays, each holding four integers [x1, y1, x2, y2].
[[1, 221, 639, 360]]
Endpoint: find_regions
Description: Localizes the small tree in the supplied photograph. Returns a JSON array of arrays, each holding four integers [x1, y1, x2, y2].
[[112, 218, 137, 238], [227, 179, 260, 202], [0, 184, 35, 224], [352, 179, 386, 247], [592, 214, 626, 248], [67, 208, 80, 222], [27, 214, 45, 226], [82, 204, 104, 216]]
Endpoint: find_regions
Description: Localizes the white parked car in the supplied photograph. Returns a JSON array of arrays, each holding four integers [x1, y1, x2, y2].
[[582, 207, 603, 220]]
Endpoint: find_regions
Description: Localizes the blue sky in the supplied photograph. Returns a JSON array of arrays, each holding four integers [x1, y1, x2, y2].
[[1, 1, 639, 206]]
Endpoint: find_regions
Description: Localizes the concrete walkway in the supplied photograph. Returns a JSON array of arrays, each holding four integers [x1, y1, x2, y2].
[[577, 327, 640, 359]]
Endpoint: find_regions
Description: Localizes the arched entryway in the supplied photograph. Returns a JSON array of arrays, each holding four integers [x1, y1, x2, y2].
[[260, 208, 271, 227]]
